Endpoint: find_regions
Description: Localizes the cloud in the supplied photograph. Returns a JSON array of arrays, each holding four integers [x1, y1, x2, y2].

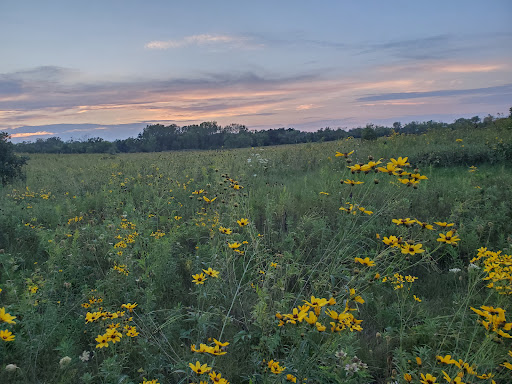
[[356, 84, 512, 102], [10, 131, 54, 138], [145, 34, 259, 50]]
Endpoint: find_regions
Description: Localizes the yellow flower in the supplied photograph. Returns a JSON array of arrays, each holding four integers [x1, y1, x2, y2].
[[401, 243, 425, 255], [416, 357, 422, 366], [203, 196, 217, 203], [501, 361, 512, 370], [437, 231, 461, 245], [286, 374, 297, 382], [0, 308, 16, 324], [335, 150, 354, 157], [95, 334, 109, 348], [202, 268, 220, 278], [343, 179, 364, 186], [383, 235, 401, 247], [420, 373, 436, 384], [390, 156, 410, 167], [404, 373, 412, 382], [434, 222, 454, 228], [192, 273, 207, 285], [219, 226, 232, 234], [413, 295, 422, 302], [237, 218, 249, 227], [189, 361, 212, 374], [228, 242, 241, 249], [315, 322, 326, 332], [354, 257, 375, 267], [121, 303, 138, 312], [0, 329, 15, 342], [267, 359, 286, 374]]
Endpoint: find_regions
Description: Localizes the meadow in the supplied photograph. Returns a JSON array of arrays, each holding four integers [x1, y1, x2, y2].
[[1, 125, 511, 384]]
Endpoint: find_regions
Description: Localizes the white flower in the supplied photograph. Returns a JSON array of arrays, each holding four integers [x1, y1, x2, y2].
[[59, 356, 72, 368], [468, 263, 480, 270], [79, 351, 91, 362], [5, 364, 18, 372], [449, 268, 461, 273]]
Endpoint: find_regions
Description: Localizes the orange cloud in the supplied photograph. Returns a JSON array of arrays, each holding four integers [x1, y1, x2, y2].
[[10, 131, 54, 138]]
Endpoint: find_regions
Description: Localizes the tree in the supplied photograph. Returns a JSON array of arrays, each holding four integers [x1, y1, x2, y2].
[[361, 124, 377, 141], [0, 132, 27, 185]]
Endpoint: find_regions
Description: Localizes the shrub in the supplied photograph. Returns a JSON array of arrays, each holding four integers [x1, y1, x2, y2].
[[0, 132, 27, 185]]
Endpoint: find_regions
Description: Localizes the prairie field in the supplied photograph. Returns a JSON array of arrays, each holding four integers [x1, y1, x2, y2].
[[1, 126, 512, 384]]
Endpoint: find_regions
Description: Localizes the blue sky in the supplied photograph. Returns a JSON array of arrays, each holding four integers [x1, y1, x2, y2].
[[1, 0, 511, 142]]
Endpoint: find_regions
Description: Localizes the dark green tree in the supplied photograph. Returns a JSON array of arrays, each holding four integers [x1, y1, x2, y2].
[[0, 132, 27, 185]]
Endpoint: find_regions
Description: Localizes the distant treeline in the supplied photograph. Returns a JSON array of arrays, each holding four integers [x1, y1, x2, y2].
[[12, 114, 511, 154]]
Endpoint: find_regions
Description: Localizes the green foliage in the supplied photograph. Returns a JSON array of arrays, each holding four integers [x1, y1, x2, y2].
[[0, 132, 27, 185], [1, 126, 512, 383]]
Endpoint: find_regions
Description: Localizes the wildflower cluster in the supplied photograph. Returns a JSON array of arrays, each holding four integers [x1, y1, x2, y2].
[[113, 263, 129, 276], [191, 338, 229, 356], [84, 301, 139, 348], [435, 354, 496, 381], [470, 306, 512, 339], [267, 359, 286, 374], [471, 247, 512, 295], [382, 273, 418, 290], [0, 306, 16, 342], [113, 217, 138, 256], [339, 202, 373, 215], [277, 293, 364, 333], [192, 267, 220, 285], [67, 215, 83, 225]]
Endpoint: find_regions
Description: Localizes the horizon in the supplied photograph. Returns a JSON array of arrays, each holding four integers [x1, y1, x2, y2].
[[2, 1, 511, 143]]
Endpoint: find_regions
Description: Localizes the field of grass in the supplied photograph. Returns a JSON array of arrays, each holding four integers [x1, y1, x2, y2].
[[1, 125, 511, 384]]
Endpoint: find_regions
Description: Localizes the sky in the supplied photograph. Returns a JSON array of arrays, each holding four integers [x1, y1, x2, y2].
[[1, 0, 511, 142]]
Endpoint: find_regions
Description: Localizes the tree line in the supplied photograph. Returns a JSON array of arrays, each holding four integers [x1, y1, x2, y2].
[[10, 114, 511, 154]]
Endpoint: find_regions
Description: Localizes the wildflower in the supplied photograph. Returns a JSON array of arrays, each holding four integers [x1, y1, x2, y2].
[[413, 295, 422, 302], [316, 322, 326, 332], [270, 262, 277, 268], [434, 222, 454, 228], [501, 361, 512, 370], [377, 163, 401, 175], [469, 166, 478, 172], [203, 196, 216, 203], [126, 327, 139, 337], [237, 218, 249, 227], [95, 334, 109, 348], [390, 156, 410, 167], [335, 150, 354, 158], [228, 242, 241, 249], [319, 192, 329, 195], [192, 273, 207, 285], [59, 356, 72, 368], [392, 218, 415, 226], [202, 268, 220, 278], [189, 361, 212, 374], [415, 220, 434, 230], [209, 371, 227, 383], [343, 179, 364, 186], [219, 226, 232, 234], [105, 329, 122, 343], [416, 357, 422, 366], [404, 373, 412, 382], [267, 359, 286, 374], [121, 303, 137, 312], [449, 268, 461, 273], [436, 355, 455, 365], [0, 308, 16, 324], [354, 257, 375, 267], [437, 231, 461, 245], [383, 236, 401, 247], [0, 329, 15, 342], [401, 243, 425, 255], [286, 374, 297, 382], [79, 351, 91, 362]]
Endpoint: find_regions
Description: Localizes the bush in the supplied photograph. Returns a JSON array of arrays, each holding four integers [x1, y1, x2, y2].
[[0, 132, 27, 185]]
